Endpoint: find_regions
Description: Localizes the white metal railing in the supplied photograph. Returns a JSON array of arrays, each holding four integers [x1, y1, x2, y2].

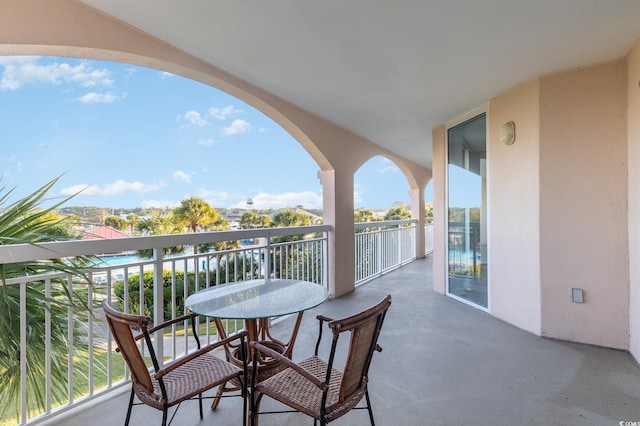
[[425, 220, 434, 255], [0, 225, 328, 426], [0, 219, 420, 425], [354, 219, 417, 284]]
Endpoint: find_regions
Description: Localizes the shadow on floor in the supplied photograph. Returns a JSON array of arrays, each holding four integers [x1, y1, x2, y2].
[[46, 257, 640, 426]]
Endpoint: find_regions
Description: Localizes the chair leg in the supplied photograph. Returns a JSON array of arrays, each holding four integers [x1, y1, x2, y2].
[[365, 389, 375, 426], [241, 380, 247, 426], [199, 392, 203, 419], [210, 381, 226, 410], [125, 387, 135, 426], [161, 406, 168, 426], [250, 391, 263, 426]]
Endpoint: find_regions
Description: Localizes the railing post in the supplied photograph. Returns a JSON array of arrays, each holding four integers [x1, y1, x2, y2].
[[264, 232, 271, 279], [20, 282, 27, 424], [376, 225, 383, 276], [45, 279, 52, 412], [153, 247, 165, 367], [323, 230, 329, 290], [397, 225, 403, 265]]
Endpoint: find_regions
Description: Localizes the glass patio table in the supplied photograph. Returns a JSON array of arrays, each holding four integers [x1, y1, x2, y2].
[[185, 278, 329, 405]]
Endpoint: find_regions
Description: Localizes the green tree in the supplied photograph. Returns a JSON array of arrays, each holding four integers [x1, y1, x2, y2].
[[354, 208, 377, 223], [384, 202, 411, 221], [104, 214, 127, 230], [240, 211, 272, 229], [137, 212, 179, 236], [126, 213, 140, 235], [173, 198, 238, 253], [449, 207, 480, 222], [257, 214, 272, 228], [0, 177, 98, 420], [173, 196, 218, 233], [240, 211, 259, 228], [204, 215, 240, 253], [272, 207, 310, 228], [38, 210, 83, 239], [425, 202, 434, 219], [135, 212, 184, 258]]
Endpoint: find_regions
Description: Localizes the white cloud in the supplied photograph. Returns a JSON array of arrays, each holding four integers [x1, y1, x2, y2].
[[376, 165, 399, 174], [209, 105, 243, 120], [0, 57, 114, 90], [232, 191, 322, 210], [197, 188, 231, 205], [172, 170, 192, 183], [376, 158, 400, 174], [222, 119, 252, 136], [0, 57, 32, 66], [179, 110, 209, 128], [6, 155, 22, 172], [60, 180, 165, 197], [197, 138, 214, 146], [78, 92, 119, 104]]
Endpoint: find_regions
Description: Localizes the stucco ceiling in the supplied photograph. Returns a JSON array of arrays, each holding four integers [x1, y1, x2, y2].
[[79, 0, 640, 170]]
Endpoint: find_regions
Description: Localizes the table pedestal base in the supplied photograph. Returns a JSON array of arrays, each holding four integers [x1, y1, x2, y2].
[[210, 313, 304, 410]]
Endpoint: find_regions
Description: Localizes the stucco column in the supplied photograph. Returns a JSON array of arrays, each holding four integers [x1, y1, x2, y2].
[[409, 186, 426, 259], [319, 169, 355, 298], [432, 126, 447, 295]]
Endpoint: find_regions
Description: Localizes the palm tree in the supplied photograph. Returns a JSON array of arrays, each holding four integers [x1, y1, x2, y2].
[[174, 197, 239, 255], [354, 208, 377, 223], [135, 212, 184, 257], [0, 176, 98, 420], [384, 202, 411, 221], [104, 214, 127, 230], [173, 196, 218, 233], [258, 214, 272, 228], [271, 207, 310, 228], [126, 213, 140, 234], [240, 210, 259, 229]]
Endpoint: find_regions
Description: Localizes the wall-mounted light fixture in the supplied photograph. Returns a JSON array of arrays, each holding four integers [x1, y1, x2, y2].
[[500, 121, 516, 145]]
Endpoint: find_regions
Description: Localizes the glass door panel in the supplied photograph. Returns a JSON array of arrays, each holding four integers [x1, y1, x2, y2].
[[447, 113, 488, 308]]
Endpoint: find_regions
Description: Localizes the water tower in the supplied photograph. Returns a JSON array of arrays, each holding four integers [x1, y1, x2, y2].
[[246, 198, 254, 210]]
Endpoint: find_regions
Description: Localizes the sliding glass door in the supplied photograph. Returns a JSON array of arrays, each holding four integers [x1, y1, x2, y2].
[[447, 113, 488, 308]]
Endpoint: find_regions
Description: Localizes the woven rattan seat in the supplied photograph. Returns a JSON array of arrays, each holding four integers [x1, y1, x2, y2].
[[103, 301, 248, 426], [249, 295, 391, 426]]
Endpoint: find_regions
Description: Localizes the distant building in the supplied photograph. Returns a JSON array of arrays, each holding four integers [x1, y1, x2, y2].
[[82, 225, 130, 240]]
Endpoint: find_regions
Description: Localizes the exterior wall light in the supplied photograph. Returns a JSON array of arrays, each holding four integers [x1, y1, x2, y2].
[[500, 121, 516, 145]]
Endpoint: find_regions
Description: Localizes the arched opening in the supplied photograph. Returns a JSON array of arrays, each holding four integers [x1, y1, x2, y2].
[[1, 56, 322, 215], [354, 155, 410, 213]]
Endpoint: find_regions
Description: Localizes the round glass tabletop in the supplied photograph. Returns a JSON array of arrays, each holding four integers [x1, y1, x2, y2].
[[184, 278, 329, 319]]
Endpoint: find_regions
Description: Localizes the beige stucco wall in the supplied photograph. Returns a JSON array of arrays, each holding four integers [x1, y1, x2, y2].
[[432, 125, 447, 295], [433, 59, 631, 349], [488, 80, 542, 334], [539, 61, 629, 349], [628, 42, 640, 359]]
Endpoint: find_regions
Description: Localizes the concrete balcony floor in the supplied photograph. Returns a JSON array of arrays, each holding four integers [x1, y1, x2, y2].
[[47, 257, 640, 426]]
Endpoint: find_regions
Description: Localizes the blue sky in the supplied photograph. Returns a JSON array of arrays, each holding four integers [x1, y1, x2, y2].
[[0, 56, 432, 210]]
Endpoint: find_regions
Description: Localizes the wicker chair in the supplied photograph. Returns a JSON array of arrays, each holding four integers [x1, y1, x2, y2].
[[102, 300, 248, 426], [249, 294, 392, 426]]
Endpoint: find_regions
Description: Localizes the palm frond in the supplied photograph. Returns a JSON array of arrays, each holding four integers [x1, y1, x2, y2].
[[0, 176, 102, 419]]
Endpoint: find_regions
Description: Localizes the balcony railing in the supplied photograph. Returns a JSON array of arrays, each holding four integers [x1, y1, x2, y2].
[[355, 220, 416, 284], [0, 221, 420, 425]]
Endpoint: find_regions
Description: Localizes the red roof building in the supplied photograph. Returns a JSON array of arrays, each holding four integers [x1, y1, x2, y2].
[[82, 226, 130, 240]]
